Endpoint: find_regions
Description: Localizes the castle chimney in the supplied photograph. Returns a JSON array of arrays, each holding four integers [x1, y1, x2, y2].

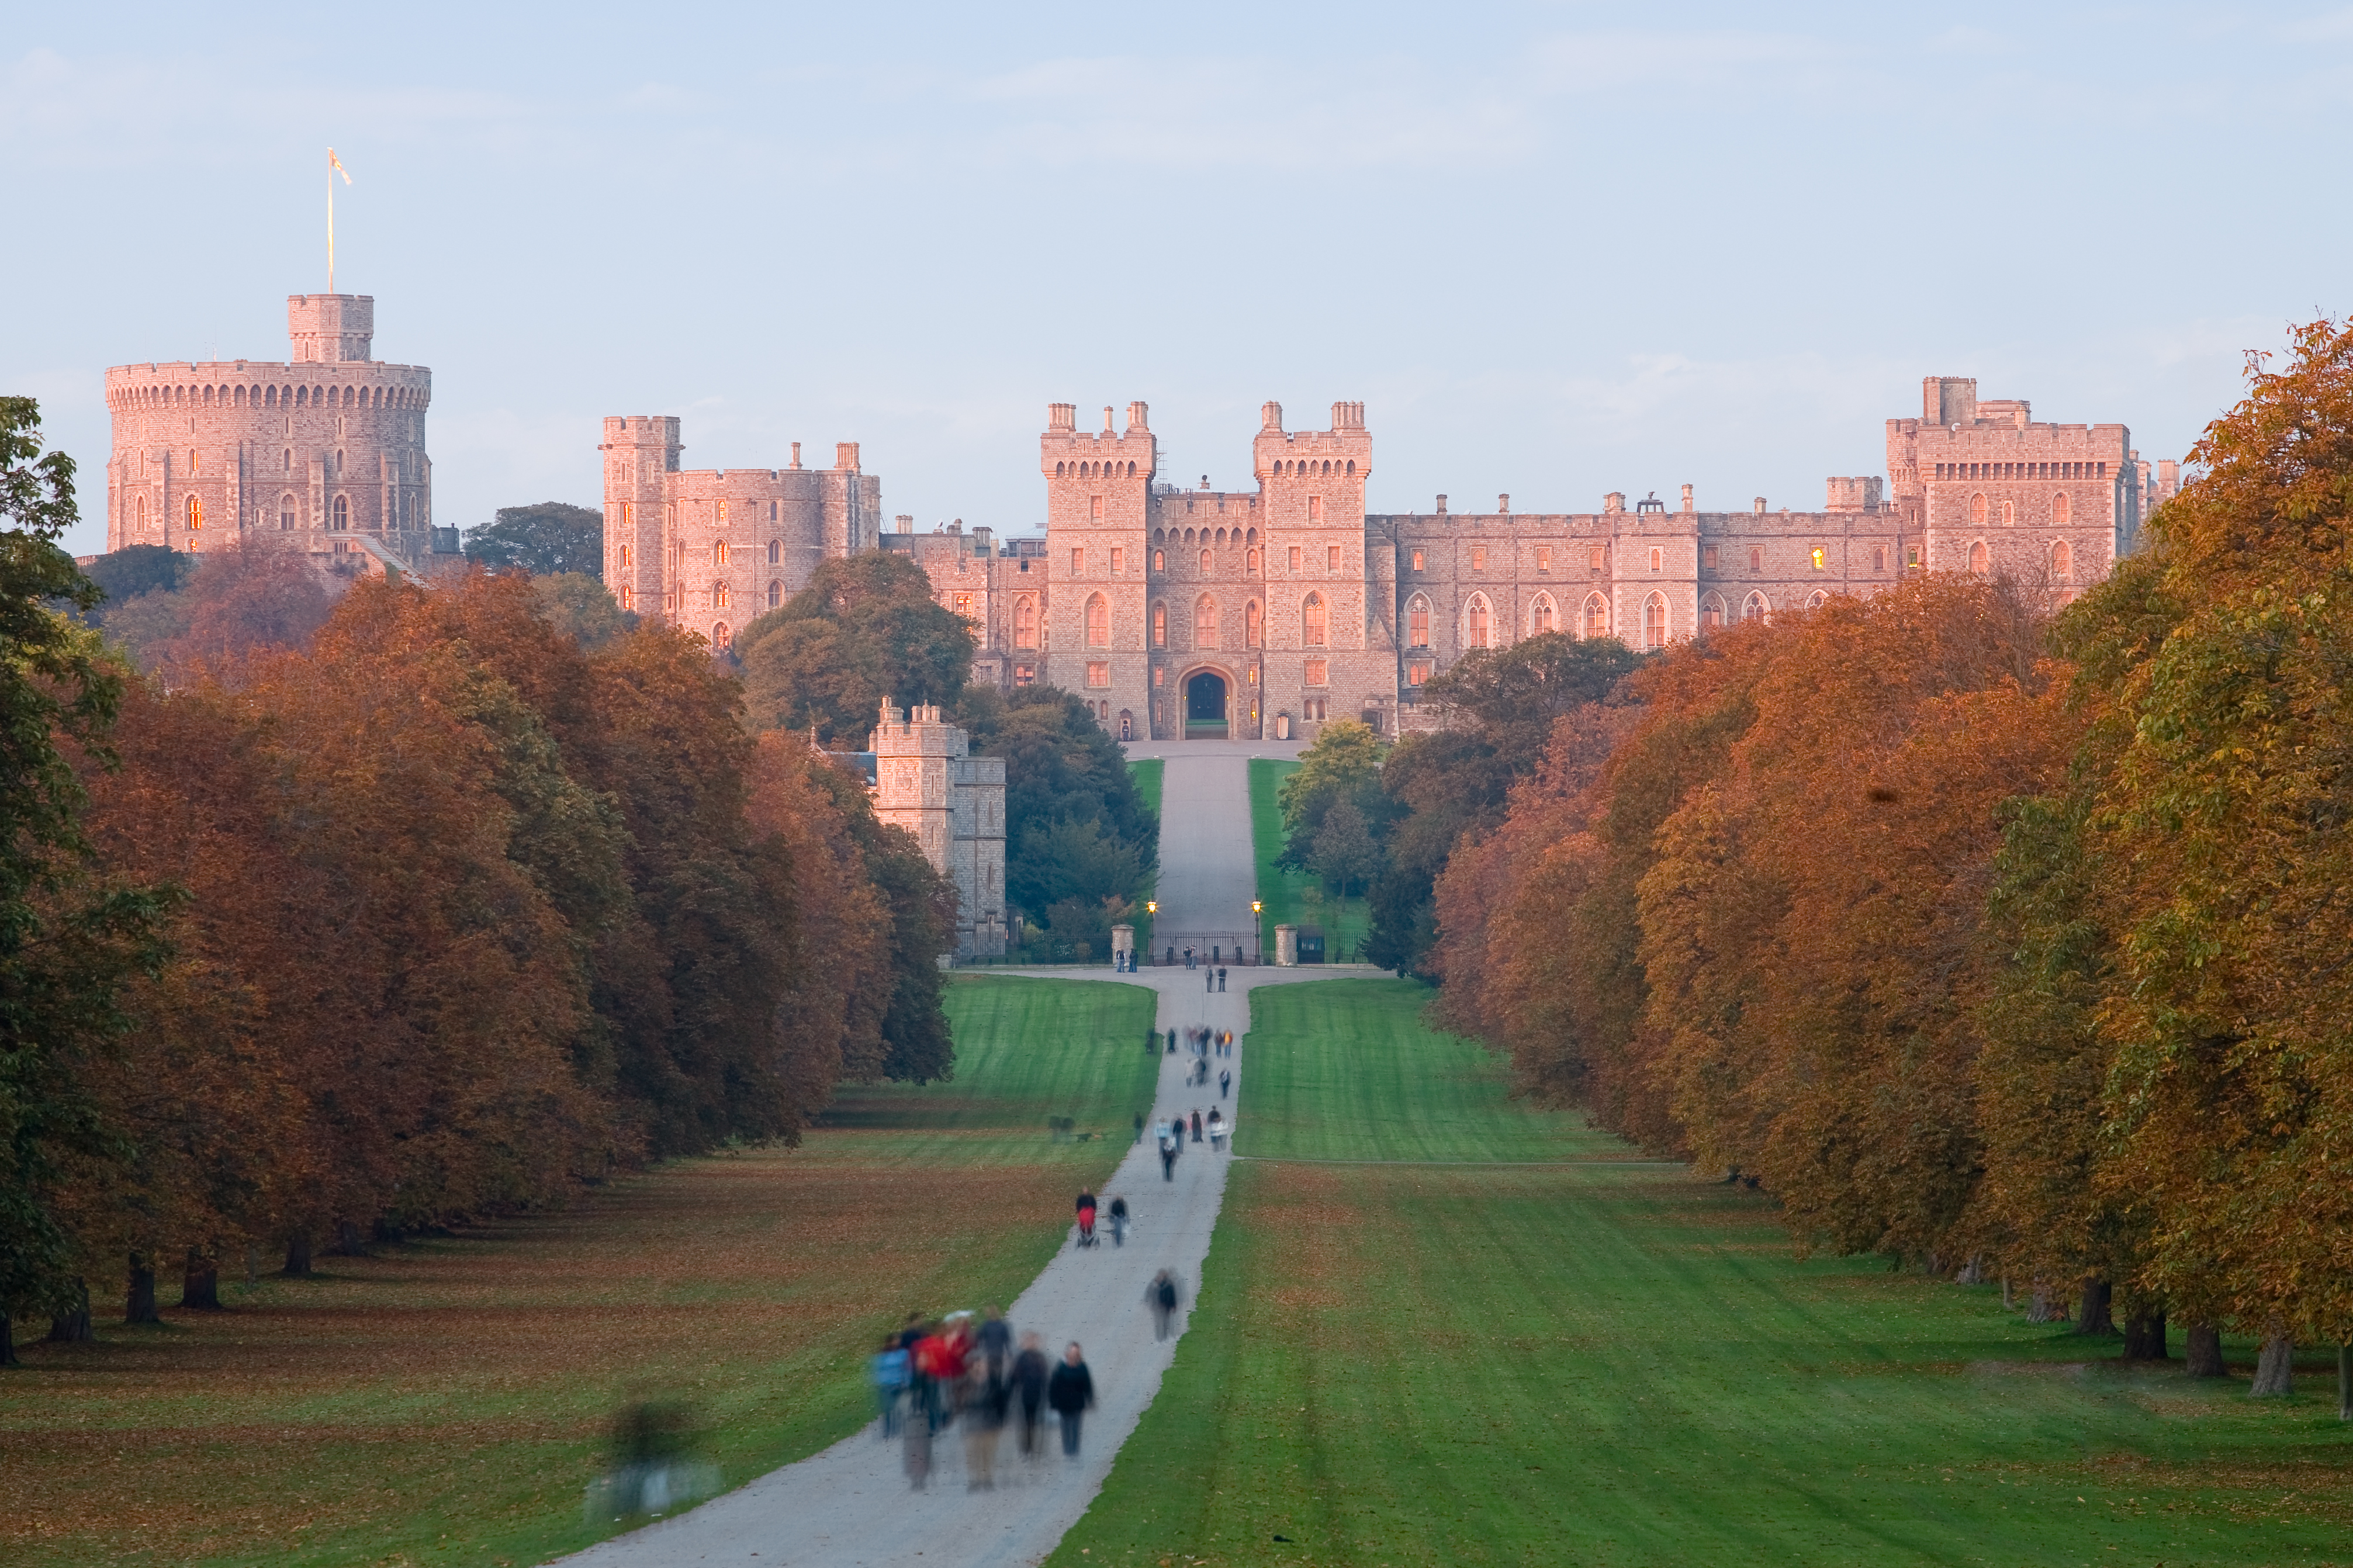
[[1261, 401, 1284, 432], [791, 442, 802, 470], [1753, 497, 1768, 514], [1435, 494, 1447, 514], [836, 442, 860, 471], [1498, 493, 1510, 514], [1103, 406, 1116, 434], [1680, 483, 1694, 513], [1126, 401, 1149, 432], [1604, 492, 1625, 514], [1048, 403, 1077, 431]]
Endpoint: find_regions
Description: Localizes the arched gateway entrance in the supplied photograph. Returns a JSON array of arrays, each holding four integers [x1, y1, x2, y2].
[[1185, 670, 1230, 739]]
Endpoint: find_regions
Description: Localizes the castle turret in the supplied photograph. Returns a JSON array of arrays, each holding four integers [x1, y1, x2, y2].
[[1041, 400, 1154, 738], [599, 416, 680, 618], [288, 294, 374, 363]]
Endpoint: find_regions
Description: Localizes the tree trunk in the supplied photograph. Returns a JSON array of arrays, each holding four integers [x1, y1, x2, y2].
[[2184, 1324, 2226, 1377], [2123, 1311, 2168, 1361], [123, 1252, 160, 1325], [2002, 1276, 2013, 1311], [331, 1220, 365, 1257], [2340, 1345, 2351, 1422], [46, 1278, 92, 1342], [1956, 1255, 1984, 1286], [0, 1312, 16, 1368], [2027, 1285, 2061, 1324], [179, 1250, 221, 1310], [2074, 1277, 2116, 1337], [2250, 1325, 2295, 1397], [282, 1230, 314, 1277]]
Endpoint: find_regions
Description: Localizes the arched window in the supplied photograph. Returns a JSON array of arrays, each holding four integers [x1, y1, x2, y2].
[[768, 579, 784, 607], [1701, 593, 1725, 630], [1196, 596, 1219, 645], [2051, 539, 2073, 579], [768, 539, 781, 564], [1583, 594, 1608, 638], [2001, 499, 2016, 526], [1245, 598, 1262, 648], [1466, 595, 1491, 649], [1199, 549, 1211, 574], [1643, 594, 1667, 649], [1303, 592, 1328, 646], [714, 541, 729, 567], [1805, 591, 1828, 610], [713, 583, 729, 610], [1742, 592, 1769, 622], [283, 448, 292, 471], [328, 495, 344, 529], [1015, 596, 1038, 649], [1407, 594, 1431, 648], [2053, 491, 2071, 527], [1968, 540, 1989, 573], [1153, 550, 1165, 572], [1530, 594, 1555, 635], [136, 494, 148, 532], [1247, 549, 1259, 572], [712, 621, 731, 650], [1152, 602, 1167, 647], [1086, 593, 1109, 647], [1970, 492, 1988, 526], [279, 494, 296, 531]]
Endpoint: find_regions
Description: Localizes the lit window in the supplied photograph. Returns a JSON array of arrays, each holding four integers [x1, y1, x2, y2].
[[1907, 546, 1921, 568], [1015, 664, 1036, 686], [713, 583, 729, 609], [1410, 549, 1424, 572], [2001, 500, 2016, 526], [619, 586, 634, 610], [1086, 593, 1109, 646], [1110, 548, 1124, 574], [1305, 659, 1328, 686], [1809, 546, 1825, 571], [1153, 549, 1167, 572], [713, 621, 732, 649], [1152, 603, 1167, 646], [1087, 662, 1110, 688], [1643, 595, 1666, 649], [717, 500, 728, 522], [1467, 596, 1490, 649], [1531, 596, 1554, 635], [1302, 593, 1327, 646], [1472, 546, 1487, 570], [1408, 595, 1430, 648], [1536, 546, 1551, 573], [1153, 667, 1164, 687], [1650, 547, 1663, 572], [954, 592, 973, 618], [1196, 596, 1219, 645], [714, 541, 729, 567], [1583, 596, 1607, 638], [189, 495, 206, 530]]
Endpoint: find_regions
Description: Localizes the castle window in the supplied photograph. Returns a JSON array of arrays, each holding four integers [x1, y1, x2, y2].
[[283, 448, 292, 471], [1086, 593, 1109, 646], [1806, 591, 1828, 610], [1111, 548, 1124, 574], [136, 494, 148, 532], [1015, 596, 1039, 649], [1327, 545, 1341, 571], [1871, 545, 1886, 572], [1650, 546, 1663, 572], [1247, 548, 1259, 572], [279, 499, 294, 531], [1643, 595, 1667, 649], [1809, 546, 1826, 571], [770, 580, 784, 608], [717, 500, 728, 522], [1466, 595, 1490, 649], [1200, 549, 1211, 574], [1472, 545, 1487, 571], [1056, 462, 1065, 477], [1407, 594, 1431, 648], [2053, 491, 2072, 526], [713, 583, 729, 609], [619, 587, 634, 611], [1246, 599, 1262, 647], [1309, 496, 1323, 522], [1153, 603, 1167, 646], [954, 592, 973, 618], [1015, 664, 1036, 686], [1590, 545, 1605, 572], [1701, 593, 1725, 629], [1305, 659, 1328, 687], [1072, 548, 1085, 574], [1531, 595, 1555, 635], [1154, 550, 1165, 572], [1537, 546, 1552, 573], [1086, 662, 1110, 688], [1743, 593, 1768, 622], [1749, 546, 1762, 572], [714, 541, 729, 567], [620, 544, 632, 569], [1703, 545, 1718, 570], [1411, 549, 1424, 572], [1288, 546, 1302, 572], [1303, 593, 1328, 646], [2001, 500, 2016, 526], [1153, 666, 1164, 687], [1583, 594, 1608, 638], [770, 500, 778, 521], [769, 539, 781, 564], [1407, 659, 1431, 686], [1971, 493, 1988, 525], [2052, 539, 2073, 579], [327, 495, 343, 529], [1196, 595, 1219, 646], [1091, 495, 1103, 520], [1969, 540, 1989, 573], [713, 621, 731, 649]]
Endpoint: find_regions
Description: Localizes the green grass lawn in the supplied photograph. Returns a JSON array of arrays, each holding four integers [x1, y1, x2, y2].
[[1250, 759, 1371, 964], [4, 975, 1158, 1568], [1051, 977, 2353, 1568], [1130, 757, 1163, 954]]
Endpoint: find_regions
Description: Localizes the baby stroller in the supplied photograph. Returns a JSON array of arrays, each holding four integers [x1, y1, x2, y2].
[[1075, 1200, 1099, 1248]]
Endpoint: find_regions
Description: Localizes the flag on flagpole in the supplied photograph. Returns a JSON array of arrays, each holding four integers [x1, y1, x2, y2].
[[329, 148, 352, 184]]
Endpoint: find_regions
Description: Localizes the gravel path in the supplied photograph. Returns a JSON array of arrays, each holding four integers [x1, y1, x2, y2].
[[556, 748, 1357, 1568]]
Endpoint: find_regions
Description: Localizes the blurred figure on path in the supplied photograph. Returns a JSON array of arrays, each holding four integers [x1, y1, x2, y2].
[[1219, 1067, 1231, 1100], [1207, 1109, 1226, 1152], [978, 1304, 1012, 1392], [872, 1334, 910, 1438], [1219, 967, 1227, 992], [1108, 1194, 1130, 1247], [961, 1354, 1004, 1490], [1158, 1123, 1178, 1182], [1076, 1189, 1098, 1247], [1191, 1109, 1203, 1143], [1146, 1269, 1183, 1341], [1012, 1332, 1050, 1460], [1047, 1343, 1096, 1458]]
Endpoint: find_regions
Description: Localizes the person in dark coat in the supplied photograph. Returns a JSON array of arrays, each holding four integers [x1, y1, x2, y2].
[[1146, 1268, 1182, 1340], [1011, 1332, 1050, 1459], [1046, 1342, 1096, 1458], [1191, 1109, 1203, 1143]]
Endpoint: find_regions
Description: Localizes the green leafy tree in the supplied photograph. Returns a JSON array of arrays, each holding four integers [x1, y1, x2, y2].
[[0, 399, 175, 1363], [1311, 797, 1382, 946], [736, 553, 975, 745], [1275, 718, 1387, 871], [463, 502, 604, 577], [956, 686, 1158, 926], [75, 545, 192, 622], [532, 572, 638, 648]]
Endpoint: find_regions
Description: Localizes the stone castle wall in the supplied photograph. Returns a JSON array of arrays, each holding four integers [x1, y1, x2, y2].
[[105, 294, 441, 567], [870, 701, 1006, 957]]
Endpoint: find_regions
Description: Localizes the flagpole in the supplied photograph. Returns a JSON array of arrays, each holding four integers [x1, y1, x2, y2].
[[327, 148, 336, 294]]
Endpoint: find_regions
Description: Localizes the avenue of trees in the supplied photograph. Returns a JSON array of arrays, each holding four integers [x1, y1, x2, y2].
[[738, 552, 1159, 953], [1413, 321, 2353, 1390], [0, 413, 956, 1359]]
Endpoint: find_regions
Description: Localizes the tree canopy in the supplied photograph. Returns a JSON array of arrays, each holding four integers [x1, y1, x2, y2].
[[737, 553, 975, 745], [463, 502, 605, 578]]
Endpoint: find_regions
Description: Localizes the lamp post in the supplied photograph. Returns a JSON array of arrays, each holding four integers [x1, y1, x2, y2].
[[1146, 901, 1158, 967], [1251, 899, 1263, 965]]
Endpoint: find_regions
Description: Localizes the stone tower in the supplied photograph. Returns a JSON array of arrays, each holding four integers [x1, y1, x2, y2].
[[1254, 401, 1381, 733], [1041, 402, 1154, 738], [598, 416, 680, 619], [870, 700, 1006, 958], [105, 293, 437, 564]]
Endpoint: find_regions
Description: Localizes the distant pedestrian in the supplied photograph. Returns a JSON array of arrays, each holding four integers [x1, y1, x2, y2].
[[1047, 1342, 1096, 1458], [1134, 1112, 1146, 1143], [1207, 1108, 1225, 1151], [1108, 1195, 1130, 1247], [978, 1304, 1012, 1391], [1146, 1269, 1182, 1340], [872, 1335, 911, 1437], [1206, 970, 1214, 994], [1191, 1109, 1203, 1143], [1218, 967, 1227, 992], [1158, 1124, 1178, 1181], [1012, 1332, 1049, 1460], [1219, 1068, 1231, 1100]]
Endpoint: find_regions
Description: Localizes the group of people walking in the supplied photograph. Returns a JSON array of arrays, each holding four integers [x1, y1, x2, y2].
[[872, 1308, 1097, 1490]]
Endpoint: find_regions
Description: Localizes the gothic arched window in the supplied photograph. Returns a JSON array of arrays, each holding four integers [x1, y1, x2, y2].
[[1407, 594, 1431, 648], [769, 579, 784, 608], [768, 539, 781, 565], [2051, 539, 2073, 579], [1530, 594, 1555, 635], [1015, 596, 1038, 649], [1152, 601, 1167, 647], [1245, 598, 1262, 648], [1086, 593, 1109, 647], [1969, 539, 1989, 573], [1583, 594, 1608, 639], [1195, 595, 1219, 646], [2053, 491, 2072, 527], [712, 621, 731, 650], [1970, 492, 1988, 526], [1643, 594, 1667, 649], [1701, 593, 1725, 629], [1466, 596, 1491, 649], [1303, 592, 1327, 646]]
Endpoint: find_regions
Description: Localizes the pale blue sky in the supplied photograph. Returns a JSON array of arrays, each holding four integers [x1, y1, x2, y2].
[[6, 3, 2347, 558]]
